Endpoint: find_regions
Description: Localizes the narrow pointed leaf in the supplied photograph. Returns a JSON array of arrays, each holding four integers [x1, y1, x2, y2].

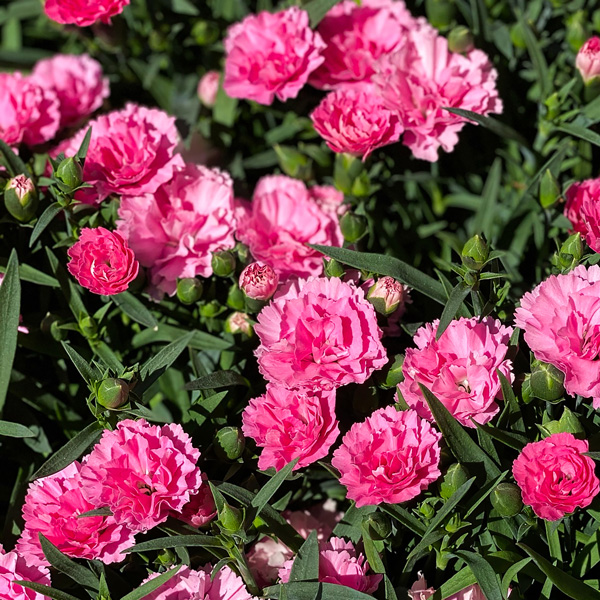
[[139, 332, 194, 380], [452, 550, 503, 600], [75, 126, 93, 160], [61, 342, 102, 383], [15, 581, 81, 600], [264, 582, 379, 599], [0, 420, 35, 438], [0, 250, 20, 413], [125, 535, 223, 553], [305, 0, 340, 27], [121, 566, 182, 600], [436, 281, 472, 340], [289, 530, 320, 582], [112, 292, 158, 329], [251, 457, 299, 517], [185, 370, 249, 390], [0, 138, 29, 176], [443, 108, 528, 146]]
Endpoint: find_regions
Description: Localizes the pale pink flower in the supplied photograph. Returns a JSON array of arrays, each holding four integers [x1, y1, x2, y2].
[[175, 474, 216, 529], [308, 185, 346, 216], [255, 277, 387, 390], [367, 276, 408, 315], [514, 265, 600, 408], [0, 72, 60, 147], [311, 87, 402, 159], [564, 178, 600, 252], [44, 0, 130, 26], [31, 54, 109, 127], [235, 176, 344, 280], [16, 461, 135, 567], [141, 564, 258, 600], [198, 71, 220, 107], [279, 537, 381, 594], [331, 406, 441, 507], [226, 312, 253, 336], [513, 432, 600, 521], [117, 163, 236, 298], [79, 419, 202, 532], [309, 0, 417, 89], [409, 575, 500, 600], [224, 7, 325, 105], [0, 546, 50, 600], [55, 103, 184, 204], [242, 384, 340, 471], [67, 227, 139, 295], [239, 262, 279, 301], [398, 317, 513, 428], [374, 23, 502, 161], [577, 37, 600, 83]]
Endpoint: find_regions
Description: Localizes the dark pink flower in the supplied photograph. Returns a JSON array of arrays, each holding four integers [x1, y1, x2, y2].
[[564, 178, 600, 252], [67, 227, 139, 295], [0, 546, 50, 600], [175, 474, 216, 529], [239, 262, 279, 301], [44, 0, 130, 26]]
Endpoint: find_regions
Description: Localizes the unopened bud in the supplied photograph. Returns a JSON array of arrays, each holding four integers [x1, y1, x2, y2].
[[225, 312, 253, 336], [239, 262, 279, 301], [4, 175, 38, 222], [176, 278, 203, 305], [461, 234, 489, 271], [211, 250, 236, 277], [491, 483, 523, 517], [552, 233, 584, 272], [539, 169, 560, 209], [79, 315, 97, 339], [198, 71, 220, 108], [448, 26, 474, 53], [227, 283, 246, 311], [339, 212, 367, 243], [530, 360, 565, 402], [96, 378, 129, 409], [199, 300, 224, 318], [55, 157, 84, 190], [440, 463, 470, 500], [218, 503, 244, 533], [191, 20, 220, 45], [214, 426, 246, 461], [367, 276, 406, 316], [542, 406, 585, 437], [323, 257, 345, 278], [363, 512, 392, 540]]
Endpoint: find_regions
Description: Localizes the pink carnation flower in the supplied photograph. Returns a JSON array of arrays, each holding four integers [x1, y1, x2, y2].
[[331, 406, 441, 507], [398, 317, 514, 428], [16, 461, 135, 567], [79, 419, 202, 532], [514, 264, 600, 407], [55, 103, 184, 204], [409, 574, 499, 600], [224, 7, 325, 105], [0, 546, 50, 600], [513, 432, 600, 521], [279, 537, 382, 594], [117, 163, 236, 298], [564, 178, 600, 253], [255, 277, 387, 390], [235, 176, 344, 280], [31, 54, 109, 128], [142, 564, 258, 600], [175, 474, 216, 528], [198, 71, 220, 107], [310, 0, 417, 89], [374, 23, 502, 161], [311, 87, 403, 160], [242, 385, 340, 471], [44, 0, 130, 26], [577, 37, 600, 84], [67, 227, 139, 295], [0, 72, 60, 147]]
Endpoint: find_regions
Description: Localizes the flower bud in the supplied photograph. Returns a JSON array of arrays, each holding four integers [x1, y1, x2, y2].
[[199, 299, 224, 318], [362, 512, 392, 540], [461, 234, 489, 271], [79, 315, 97, 339], [339, 212, 367, 243], [191, 20, 220, 45], [239, 262, 279, 301], [323, 257, 345, 278], [530, 360, 565, 402], [539, 169, 560, 209], [439, 463, 470, 500], [211, 250, 236, 277], [48, 317, 68, 341], [96, 378, 130, 409], [577, 36, 600, 84], [176, 278, 203, 305], [552, 232, 584, 272], [367, 276, 406, 316], [448, 26, 474, 53], [274, 144, 313, 180], [425, 0, 456, 30], [55, 157, 84, 190], [214, 426, 246, 461], [490, 483, 523, 517], [234, 242, 251, 267], [198, 70, 220, 108], [225, 312, 253, 336], [227, 283, 246, 311], [4, 175, 38, 222], [218, 503, 244, 533], [542, 406, 585, 437]]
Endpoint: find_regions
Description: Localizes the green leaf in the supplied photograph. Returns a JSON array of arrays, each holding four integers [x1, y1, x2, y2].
[[172, 0, 199, 15], [310, 245, 448, 305], [29, 203, 63, 248], [75, 127, 93, 160], [61, 342, 102, 383], [39, 533, 100, 592], [304, 0, 340, 27], [0, 249, 20, 414], [46, 247, 88, 320], [15, 581, 81, 600], [452, 550, 503, 600], [139, 332, 194, 380], [289, 530, 320, 582], [132, 324, 232, 351], [518, 544, 600, 600], [420, 384, 501, 482], [0, 420, 35, 438], [251, 457, 299, 518], [112, 292, 159, 329], [184, 370, 249, 390], [472, 158, 502, 242], [521, 19, 550, 98], [437, 567, 477, 599], [384, 576, 398, 600], [0, 138, 29, 176], [265, 582, 378, 600], [556, 123, 600, 148], [214, 77, 238, 126], [360, 523, 385, 574], [436, 281, 472, 340], [381, 504, 426, 536], [443, 108, 528, 146], [121, 566, 182, 600], [500, 557, 531, 597], [31, 421, 104, 480], [125, 535, 223, 553]]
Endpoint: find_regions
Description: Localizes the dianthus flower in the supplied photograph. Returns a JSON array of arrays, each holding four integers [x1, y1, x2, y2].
[[44, 0, 130, 26], [255, 277, 387, 390], [409, 574, 499, 600], [79, 419, 202, 532], [564, 178, 600, 253], [174, 474, 216, 529], [0, 546, 50, 600], [398, 317, 513, 427], [331, 406, 441, 507]]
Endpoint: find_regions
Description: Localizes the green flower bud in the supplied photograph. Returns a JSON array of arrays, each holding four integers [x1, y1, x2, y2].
[[461, 234, 489, 271], [539, 169, 561, 209], [155, 548, 178, 568], [419, 499, 436, 520], [55, 157, 84, 190], [96, 378, 130, 409], [490, 483, 523, 517], [191, 20, 220, 45], [211, 250, 236, 278], [440, 463, 470, 500], [214, 426, 246, 461], [79, 315, 97, 339], [530, 361, 565, 402], [274, 144, 313, 180], [176, 278, 204, 305], [4, 175, 38, 222], [541, 406, 584, 437], [323, 257, 345, 278], [363, 512, 392, 540], [225, 311, 253, 336], [227, 283, 246, 311], [448, 26, 474, 53], [235, 242, 251, 267], [218, 503, 244, 533], [49, 318, 68, 341], [339, 212, 368, 243], [425, 0, 456, 30], [199, 300, 224, 318]]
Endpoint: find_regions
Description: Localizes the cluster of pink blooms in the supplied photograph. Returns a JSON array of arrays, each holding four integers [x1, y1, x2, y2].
[[223, 0, 502, 161]]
